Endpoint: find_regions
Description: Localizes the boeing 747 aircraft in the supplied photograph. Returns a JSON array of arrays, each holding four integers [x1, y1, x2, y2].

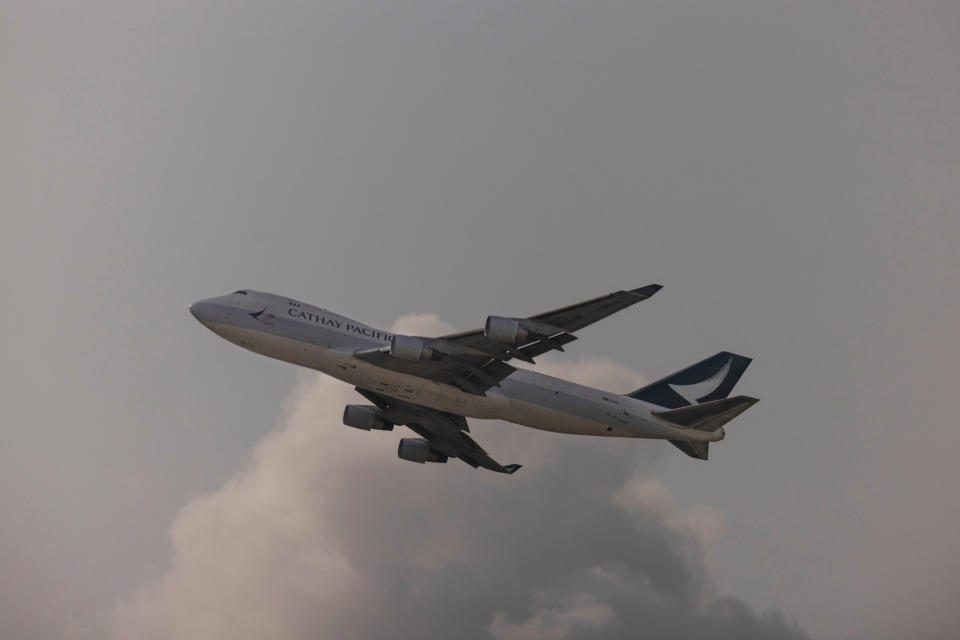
[[190, 286, 756, 474]]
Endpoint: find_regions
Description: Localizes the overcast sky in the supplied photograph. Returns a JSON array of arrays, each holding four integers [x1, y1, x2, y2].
[[3, 1, 959, 639]]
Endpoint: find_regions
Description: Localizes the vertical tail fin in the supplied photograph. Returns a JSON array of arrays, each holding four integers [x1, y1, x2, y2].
[[627, 351, 752, 409]]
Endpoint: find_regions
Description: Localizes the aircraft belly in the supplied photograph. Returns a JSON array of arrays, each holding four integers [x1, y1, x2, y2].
[[210, 323, 497, 415], [354, 361, 506, 417], [206, 323, 653, 437], [499, 399, 634, 436]]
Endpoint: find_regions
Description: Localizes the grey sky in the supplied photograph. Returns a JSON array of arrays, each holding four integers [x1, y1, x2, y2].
[[3, 1, 959, 638]]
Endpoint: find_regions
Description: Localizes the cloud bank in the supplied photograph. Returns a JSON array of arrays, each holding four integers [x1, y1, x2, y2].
[[110, 315, 807, 640]]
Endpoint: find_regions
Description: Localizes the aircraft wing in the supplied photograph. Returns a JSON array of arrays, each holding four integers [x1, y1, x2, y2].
[[356, 388, 521, 474], [354, 284, 661, 394], [441, 284, 663, 361]]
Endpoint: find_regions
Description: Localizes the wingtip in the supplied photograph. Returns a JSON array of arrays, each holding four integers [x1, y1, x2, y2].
[[630, 284, 663, 298], [502, 464, 522, 474]]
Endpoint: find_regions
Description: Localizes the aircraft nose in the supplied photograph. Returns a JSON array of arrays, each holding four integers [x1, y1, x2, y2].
[[189, 300, 216, 324]]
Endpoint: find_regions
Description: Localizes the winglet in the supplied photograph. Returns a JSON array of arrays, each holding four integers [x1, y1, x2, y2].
[[629, 284, 663, 299], [500, 464, 522, 474]]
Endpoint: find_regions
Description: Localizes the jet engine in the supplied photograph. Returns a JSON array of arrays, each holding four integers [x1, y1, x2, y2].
[[397, 437, 448, 464], [342, 404, 394, 431], [484, 316, 529, 345], [390, 334, 435, 361]]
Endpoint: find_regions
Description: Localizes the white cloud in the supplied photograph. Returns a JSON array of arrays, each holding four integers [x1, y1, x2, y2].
[[112, 373, 363, 640], [612, 476, 726, 554], [390, 313, 457, 337], [106, 316, 804, 640]]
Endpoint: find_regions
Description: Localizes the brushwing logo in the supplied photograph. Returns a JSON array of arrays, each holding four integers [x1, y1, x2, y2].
[[669, 358, 732, 405]]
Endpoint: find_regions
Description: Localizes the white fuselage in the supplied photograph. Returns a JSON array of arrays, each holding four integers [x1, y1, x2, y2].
[[189, 291, 718, 444]]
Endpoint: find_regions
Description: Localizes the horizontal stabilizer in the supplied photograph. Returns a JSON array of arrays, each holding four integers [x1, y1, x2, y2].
[[653, 395, 758, 432]]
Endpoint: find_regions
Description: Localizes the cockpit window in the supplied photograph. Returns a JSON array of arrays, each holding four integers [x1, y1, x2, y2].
[[233, 290, 248, 295]]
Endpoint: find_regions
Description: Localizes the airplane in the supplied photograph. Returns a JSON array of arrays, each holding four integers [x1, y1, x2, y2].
[[189, 286, 756, 474]]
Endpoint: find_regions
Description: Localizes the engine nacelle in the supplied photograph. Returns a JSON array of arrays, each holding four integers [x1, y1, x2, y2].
[[484, 316, 529, 345], [342, 405, 393, 431], [397, 437, 448, 464], [390, 334, 435, 361]]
